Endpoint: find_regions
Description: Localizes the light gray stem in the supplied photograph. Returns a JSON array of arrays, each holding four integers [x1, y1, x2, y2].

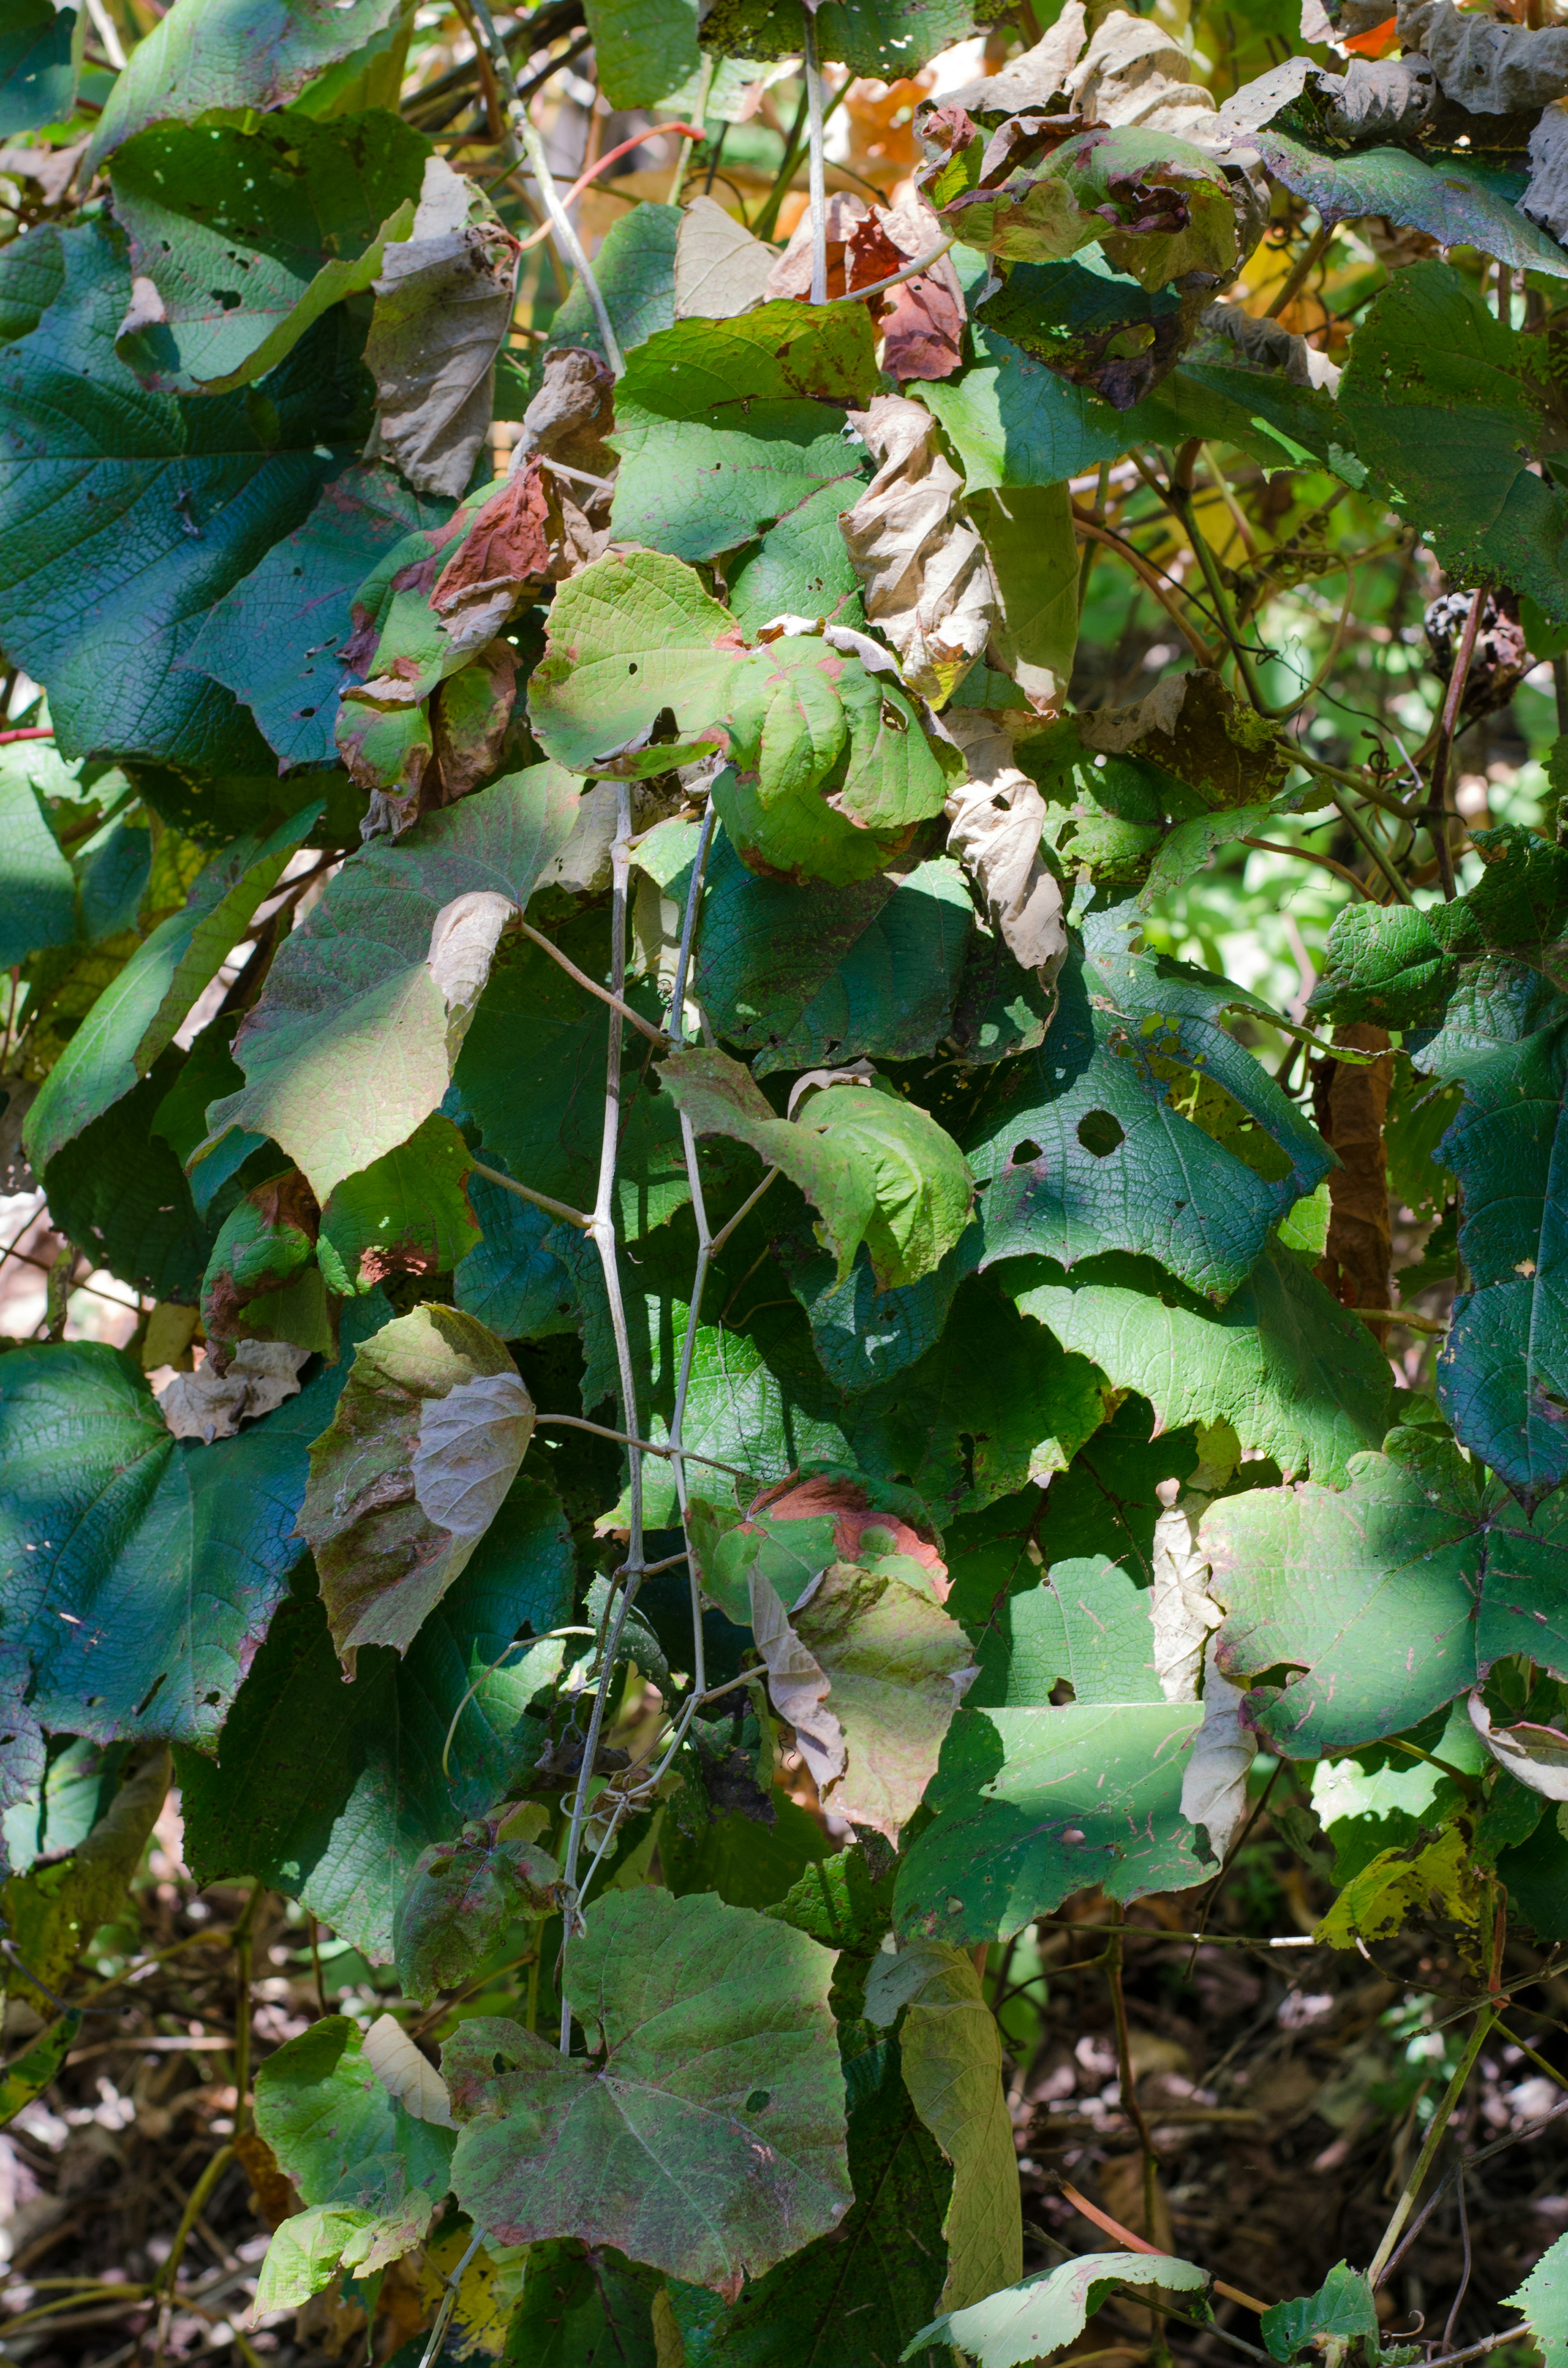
[[557, 785, 644, 2047], [803, 14, 829, 306], [466, 0, 624, 376]]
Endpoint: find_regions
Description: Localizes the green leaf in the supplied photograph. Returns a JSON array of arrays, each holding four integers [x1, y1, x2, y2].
[[907, 2250, 1209, 2368], [976, 248, 1213, 412], [0, 2010, 80, 2129], [967, 913, 1329, 1300], [446, 1886, 851, 2295], [703, 850, 975, 1079], [1005, 1237, 1392, 1486], [1261, 2263, 1381, 2364], [0, 1742, 170, 2009], [201, 1168, 335, 1358], [188, 464, 449, 772], [1256, 131, 1568, 280], [203, 764, 577, 1203], [393, 1812, 559, 2003], [589, 0, 698, 107], [1204, 1426, 1568, 1758], [0, 0, 80, 136], [894, 1697, 1204, 1944], [660, 1050, 973, 1289], [864, 1941, 1021, 2314], [608, 305, 878, 563], [1505, 2234, 1568, 2368], [301, 1304, 535, 1668], [550, 201, 679, 364], [702, 0, 975, 75], [0, 221, 368, 772], [177, 1477, 574, 1956], [26, 804, 320, 1173], [110, 109, 428, 393], [657, 2035, 949, 2364], [318, 1113, 481, 1298], [779, 1229, 976, 1395], [1339, 261, 1568, 631], [1313, 1823, 1479, 1952], [253, 2013, 454, 2308], [40, 1050, 235, 1301], [726, 478, 868, 641], [87, 0, 408, 164], [453, 1165, 578, 1344], [1414, 962, 1568, 1505], [0, 743, 78, 968], [506, 2241, 660, 2367], [944, 126, 1238, 290], [894, 1556, 1206, 1942], [0, 1333, 362, 1749]]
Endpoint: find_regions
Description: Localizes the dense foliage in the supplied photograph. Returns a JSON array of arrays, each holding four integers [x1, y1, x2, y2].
[[5, 0, 1568, 2356]]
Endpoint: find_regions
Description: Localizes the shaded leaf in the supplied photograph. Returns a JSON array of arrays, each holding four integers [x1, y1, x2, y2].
[[0, 220, 366, 771], [318, 1113, 481, 1298], [203, 763, 577, 1202], [394, 1812, 560, 2002], [0, 2010, 80, 2130], [589, 0, 698, 108], [110, 108, 428, 393], [1254, 126, 1568, 278], [446, 1886, 851, 2299], [0, 0, 78, 137], [177, 1477, 574, 1955]]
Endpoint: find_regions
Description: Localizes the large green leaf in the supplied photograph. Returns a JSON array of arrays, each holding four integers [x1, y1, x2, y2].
[[0, 1331, 362, 1750], [188, 465, 449, 771], [894, 1556, 1206, 1943], [505, 2241, 660, 2366], [300, 1305, 535, 1667], [0, 0, 80, 136], [608, 305, 878, 564], [445, 1885, 851, 2296], [0, 219, 368, 771], [588, 0, 698, 107], [940, 125, 1237, 290], [550, 201, 679, 365], [966, 912, 1330, 1300], [42, 1050, 236, 1301], [26, 804, 319, 1173], [659, 1050, 974, 1290], [1004, 1238, 1392, 1486], [110, 109, 427, 394], [177, 1476, 574, 1957], [202, 764, 577, 1202], [528, 555, 949, 884], [1505, 2231, 1568, 2368], [779, 1229, 976, 1394], [1204, 1427, 1568, 1759], [87, 0, 408, 164], [1339, 261, 1568, 631], [700, 845, 975, 1076], [1256, 130, 1568, 280], [663, 2034, 950, 2365], [252, 2013, 455, 2308]]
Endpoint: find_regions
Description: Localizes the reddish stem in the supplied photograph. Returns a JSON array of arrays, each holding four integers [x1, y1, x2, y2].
[[0, 726, 54, 745]]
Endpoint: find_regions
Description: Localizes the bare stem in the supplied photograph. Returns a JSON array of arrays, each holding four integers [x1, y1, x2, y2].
[[1424, 585, 1486, 901], [466, 0, 624, 375], [803, 15, 829, 305], [518, 919, 670, 1048], [1368, 2006, 1495, 2285], [470, 1159, 594, 1231], [557, 785, 645, 2044]]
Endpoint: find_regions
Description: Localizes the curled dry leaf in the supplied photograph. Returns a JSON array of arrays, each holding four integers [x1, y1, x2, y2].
[[839, 393, 996, 702], [1398, 0, 1568, 112], [1200, 300, 1342, 393], [362, 2012, 457, 2128], [430, 640, 519, 804], [1150, 1496, 1222, 1705], [157, 1340, 311, 1442], [512, 345, 616, 478], [764, 191, 964, 381], [430, 473, 551, 646], [932, 3, 1089, 114], [1179, 1639, 1256, 1862], [364, 158, 521, 501], [1525, 101, 1568, 244], [1063, 10, 1220, 139], [1079, 668, 1284, 809], [942, 710, 1068, 983], [1469, 1692, 1568, 1801]]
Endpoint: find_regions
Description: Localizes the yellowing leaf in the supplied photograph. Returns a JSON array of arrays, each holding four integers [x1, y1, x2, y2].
[[1314, 1824, 1480, 1950]]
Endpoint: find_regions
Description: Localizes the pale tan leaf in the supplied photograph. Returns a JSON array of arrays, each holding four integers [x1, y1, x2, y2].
[[675, 194, 777, 319], [1398, 0, 1568, 112], [942, 711, 1068, 982], [1180, 1640, 1256, 1861], [934, 4, 1088, 112], [411, 1369, 535, 1538], [157, 1341, 310, 1443], [1525, 100, 1568, 243], [362, 2012, 457, 2128], [838, 393, 996, 702], [1469, 1693, 1568, 1800], [793, 1561, 977, 1840]]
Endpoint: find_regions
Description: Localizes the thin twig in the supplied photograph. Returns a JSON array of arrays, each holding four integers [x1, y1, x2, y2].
[[802, 14, 828, 305], [826, 234, 957, 305], [470, 1159, 594, 1231], [708, 1165, 781, 1260], [532, 1412, 752, 1480], [1424, 585, 1485, 900], [1368, 2005, 1495, 2284], [1263, 219, 1333, 319], [517, 919, 670, 1047]]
